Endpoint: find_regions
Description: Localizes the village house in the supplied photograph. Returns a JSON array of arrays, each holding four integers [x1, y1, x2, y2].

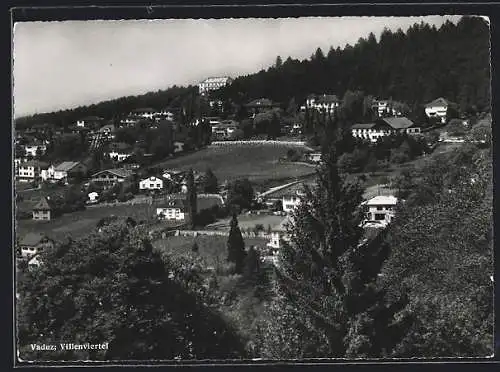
[[16, 160, 49, 183], [211, 121, 239, 140], [304, 152, 322, 163], [23, 143, 47, 157], [362, 195, 398, 226], [371, 99, 403, 117], [425, 97, 450, 124], [266, 215, 293, 259], [32, 197, 52, 221], [75, 116, 105, 130], [18, 232, 54, 259], [106, 142, 133, 162], [91, 168, 134, 190], [94, 123, 117, 141], [41, 161, 88, 184], [198, 76, 233, 95], [282, 189, 305, 214], [154, 109, 176, 122], [301, 94, 340, 114], [139, 176, 164, 191], [28, 254, 44, 270], [173, 141, 185, 154], [87, 191, 99, 204], [245, 98, 279, 116], [156, 198, 188, 221], [120, 116, 140, 127], [351, 117, 421, 143]]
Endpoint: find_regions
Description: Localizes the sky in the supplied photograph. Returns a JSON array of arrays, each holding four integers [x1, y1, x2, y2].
[[13, 16, 463, 118]]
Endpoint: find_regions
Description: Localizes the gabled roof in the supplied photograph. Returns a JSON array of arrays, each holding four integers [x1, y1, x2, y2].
[[33, 197, 52, 211], [19, 160, 49, 168], [140, 176, 163, 183], [365, 195, 398, 206], [425, 97, 449, 108], [315, 94, 339, 104], [54, 161, 81, 172], [99, 124, 116, 132], [379, 117, 416, 130], [351, 123, 377, 130], [92, 168, 133, 179], [246, 98, 274, 107], [158, 198, 188, 210], [19, 232, 52, 246]]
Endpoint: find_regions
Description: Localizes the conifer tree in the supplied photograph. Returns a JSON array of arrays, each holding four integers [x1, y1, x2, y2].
[[272, 116, 409, 357], [186, 168, 197, 229], [226, 213, 246, 274]]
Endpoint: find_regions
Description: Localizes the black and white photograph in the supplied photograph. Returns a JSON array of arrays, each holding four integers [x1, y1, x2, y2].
[[12, 11, 493, 363]]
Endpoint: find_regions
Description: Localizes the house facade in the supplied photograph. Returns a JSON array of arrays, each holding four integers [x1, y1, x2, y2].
[[91, 168, 133, 189], [41, 161, 87, 183], [304, 152, 322, 163], [139, 176, 164, 191], [363, 195, 398, 225], [156, 199, 187, 221], [351, 117, 421, 143], [198, 76, 233, 95], [32, 197, 52, 221], [266, 216, 293, 253], [23, 143, 47, 157], [282, 190, 304, 214], [19, 232, 54, 259], [425, 97, 449, 124], [301, 94, 340, 114], [17, 161, 49, 183], [130, 108, 157, 120]]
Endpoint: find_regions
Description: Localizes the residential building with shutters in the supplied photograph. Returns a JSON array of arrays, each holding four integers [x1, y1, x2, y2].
[[32, 197, 52, 221]]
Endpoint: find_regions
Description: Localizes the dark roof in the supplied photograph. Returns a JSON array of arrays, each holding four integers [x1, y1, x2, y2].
[[158, 198, 188, 210], [33, 197, 52, 211], [19, 232, 52, 246], [351, 123, 376, 130], [246, 98, 274, 107], [20, 160, 49, 168], [425, 97, 449, 108], [54, 161, 82, 172], [92, 168, 133, 179], [379, 117, 416, 130], [315, 94, 339, 104]]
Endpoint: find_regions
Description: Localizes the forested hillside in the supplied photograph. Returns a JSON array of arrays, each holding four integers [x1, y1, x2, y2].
[[218, 16, 490, 112]]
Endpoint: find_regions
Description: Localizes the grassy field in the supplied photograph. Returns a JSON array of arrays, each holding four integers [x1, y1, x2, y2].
[[153, 145, 315, 186], [16, 203, 157, 242], [153, 234, 269, 267]]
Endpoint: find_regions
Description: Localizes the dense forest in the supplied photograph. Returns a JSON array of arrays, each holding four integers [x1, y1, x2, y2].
[[218, 16, 490, 113]]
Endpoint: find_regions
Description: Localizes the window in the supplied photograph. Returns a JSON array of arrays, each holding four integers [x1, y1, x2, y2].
[[375, 213, 386, 221], [376, 206, 383, 210]]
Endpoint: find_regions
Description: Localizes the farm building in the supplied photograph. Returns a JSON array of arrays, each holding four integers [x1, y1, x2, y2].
[[32, 197, 52, 221]]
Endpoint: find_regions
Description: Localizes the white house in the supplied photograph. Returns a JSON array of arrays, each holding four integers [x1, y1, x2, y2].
[[28, 255, 43, 270], [371, 100, 402, 117], [173, 141, 185, 154], [304, 152, 322, 163], [425, 97, 449, 124], [301, 94, 340, 114], [17, 160, 49, 182], [155, 109, 175, 121], [156, 198, 187, 221], [139, 176, 164, 191], [351, 117, 421, 143], [23, 143, 47, 157], [41, 161, 87, 183], [198, 77, 233, 95], [88, 191, 99, 203], [19, 232, 54, 259], [362, 195, 398, 226], [282, 189, 305, 214], [267, 215, 293, 253]]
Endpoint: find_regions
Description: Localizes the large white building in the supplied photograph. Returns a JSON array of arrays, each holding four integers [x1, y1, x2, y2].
[[351, 117, 421, 143], [425, 97, 449, 124], [17, 160, 49, 182], [198, 77, 233, 95]]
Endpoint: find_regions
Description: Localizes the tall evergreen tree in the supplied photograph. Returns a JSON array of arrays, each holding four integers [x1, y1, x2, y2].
[[272, 116, 409, 357], [186, 168, 197, 229], [226, 213, 246, 274]]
